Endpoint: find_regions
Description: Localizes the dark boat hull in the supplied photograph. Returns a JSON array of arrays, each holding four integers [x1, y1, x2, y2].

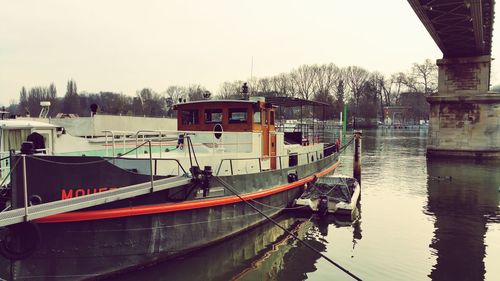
[[10, 189, 299, 280], [2, 153, 339, 280]]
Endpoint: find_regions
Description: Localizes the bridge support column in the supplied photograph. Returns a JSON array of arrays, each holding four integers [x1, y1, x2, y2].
[[427, 55, 500, 158]]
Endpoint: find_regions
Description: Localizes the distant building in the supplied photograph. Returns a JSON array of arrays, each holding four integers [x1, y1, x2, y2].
[[383, 106, 412, 125], [384, 92, 430, 125], [400, 92, 429, 122]]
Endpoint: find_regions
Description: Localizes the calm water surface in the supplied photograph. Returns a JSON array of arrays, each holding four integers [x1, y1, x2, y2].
[[110, 129, 500, 281]]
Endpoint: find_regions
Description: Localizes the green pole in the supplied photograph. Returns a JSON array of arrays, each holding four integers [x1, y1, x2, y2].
[[343, 105, 347, 145]]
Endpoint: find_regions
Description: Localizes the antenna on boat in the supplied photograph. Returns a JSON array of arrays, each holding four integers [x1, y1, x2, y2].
[[39, 101, 51, 118], [249, 56, 253, 96]]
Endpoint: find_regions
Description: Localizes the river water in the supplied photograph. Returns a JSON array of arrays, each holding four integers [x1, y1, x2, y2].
[[111, 129, 500, 281]]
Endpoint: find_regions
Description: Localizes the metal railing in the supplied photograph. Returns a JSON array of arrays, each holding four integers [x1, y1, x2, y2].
[[0, 140, 191, 227], [103, 130, 255, 158], [103, 140, 189, 176], [215, 142, 339, 176]]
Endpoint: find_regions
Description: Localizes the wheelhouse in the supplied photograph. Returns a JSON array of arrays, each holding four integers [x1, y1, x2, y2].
[[174, 99, 276, 133]]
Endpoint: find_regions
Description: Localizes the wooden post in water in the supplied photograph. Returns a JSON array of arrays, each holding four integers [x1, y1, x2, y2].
[[353, 130, 362, 185]]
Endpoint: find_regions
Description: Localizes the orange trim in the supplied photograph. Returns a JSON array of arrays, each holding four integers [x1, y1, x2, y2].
[[35, 160, 340, 223]]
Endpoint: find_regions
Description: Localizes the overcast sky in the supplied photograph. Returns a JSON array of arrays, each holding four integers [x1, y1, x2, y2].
[[0, 0, 498, 105]]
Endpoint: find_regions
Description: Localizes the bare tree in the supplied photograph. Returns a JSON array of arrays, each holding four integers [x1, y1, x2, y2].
[[344, 65, 369, 116], [369, 72, 387, 121], [162, 86, 185, 117], [290, 65, 317, 100], [186, 84, 211, 101], [409, 59, 438, 95], [270, 74, 292, 97], [313, 63, 341, 98], [387, 72, 409, 104], [217, 81, 242, 99], [135, 88, 167, 116], [164, 86, 186, 104], [254, 78, 272, 96]]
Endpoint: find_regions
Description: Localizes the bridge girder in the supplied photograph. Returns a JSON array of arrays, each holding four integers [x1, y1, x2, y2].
[[408, 0, 494, 58]]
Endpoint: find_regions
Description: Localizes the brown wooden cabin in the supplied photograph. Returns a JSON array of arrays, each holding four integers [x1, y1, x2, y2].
[[173, 100, 276, 133], [174, 100, 278, 168]]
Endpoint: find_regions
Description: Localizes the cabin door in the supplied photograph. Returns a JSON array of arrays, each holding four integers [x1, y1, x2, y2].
[[262, 108, 277, 170], [270, 133, 276, 169], [262, 109, 269, 159]]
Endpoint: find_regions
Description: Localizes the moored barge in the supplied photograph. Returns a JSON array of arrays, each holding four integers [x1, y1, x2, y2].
[[0, 97, 341, 280]]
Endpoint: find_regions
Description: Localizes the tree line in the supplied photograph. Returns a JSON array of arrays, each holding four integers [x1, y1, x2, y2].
[[7, 81, 212, 118], [218, 59, 438, 123], [3, 59, 438, 123]]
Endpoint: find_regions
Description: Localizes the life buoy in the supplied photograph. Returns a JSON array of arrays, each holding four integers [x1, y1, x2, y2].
[[213, 123, 223, 140], [0, 222, 40, 260]]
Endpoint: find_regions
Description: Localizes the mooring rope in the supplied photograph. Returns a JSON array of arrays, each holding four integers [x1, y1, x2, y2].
[[0, 155, 10, 162], [214, 176, 362, 281]]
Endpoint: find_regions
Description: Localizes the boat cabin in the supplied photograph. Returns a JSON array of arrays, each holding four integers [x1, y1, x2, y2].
[[174, 99, 279, 169], [174, 99, 276, 133], [0, 119, 58, 154]]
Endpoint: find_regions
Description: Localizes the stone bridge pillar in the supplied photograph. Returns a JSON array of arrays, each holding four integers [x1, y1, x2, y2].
[[427, 55, 500, 158]]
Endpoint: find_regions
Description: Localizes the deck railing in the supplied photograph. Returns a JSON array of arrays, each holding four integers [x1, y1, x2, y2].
[[0, 140, 190, 227], [102, 130, 255, 157], [215, 142, 339, 176]]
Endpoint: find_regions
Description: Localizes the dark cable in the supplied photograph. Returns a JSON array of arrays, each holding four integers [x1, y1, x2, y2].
[[187, 136, 194, 170], [187, 137, 200, 168]]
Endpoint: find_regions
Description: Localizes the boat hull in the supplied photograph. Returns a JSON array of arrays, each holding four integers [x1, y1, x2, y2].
[[9, 189, 299, 280], [2, 153, 339, 280]]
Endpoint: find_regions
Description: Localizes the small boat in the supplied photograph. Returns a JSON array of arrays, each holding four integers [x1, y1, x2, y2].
[[294, 175, 360, 218]]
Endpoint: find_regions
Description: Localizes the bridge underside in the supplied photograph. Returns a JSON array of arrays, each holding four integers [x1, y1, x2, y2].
[[409, 0, 499, 158]]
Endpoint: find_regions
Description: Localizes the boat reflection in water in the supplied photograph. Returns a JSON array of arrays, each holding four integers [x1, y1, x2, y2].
[[108, 212, 362, 281], [425, 158, 499, 281]]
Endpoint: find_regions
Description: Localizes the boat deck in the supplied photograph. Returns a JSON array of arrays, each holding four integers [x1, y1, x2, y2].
[[0, 175, 191, 227]]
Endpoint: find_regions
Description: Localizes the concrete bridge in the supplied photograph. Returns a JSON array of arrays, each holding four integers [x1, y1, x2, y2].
[[408, 0, 499, 158]]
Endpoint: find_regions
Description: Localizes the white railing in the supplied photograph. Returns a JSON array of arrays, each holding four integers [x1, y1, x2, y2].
[[102, 130, 254, 158]]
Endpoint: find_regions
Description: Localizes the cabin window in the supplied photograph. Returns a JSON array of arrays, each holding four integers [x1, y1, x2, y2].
[[270, 111, 275, 125], [289, 153, 298, 167], [181, 110, 199, 125], [253, 111, 261, 124], [204, 109, 223, 124], [2, 129, 31, 151], [229, 108, 247, 124]]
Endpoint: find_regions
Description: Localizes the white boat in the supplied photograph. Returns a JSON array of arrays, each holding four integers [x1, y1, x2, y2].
[[0, 117, 177, 185], [294, 175, 360, 218]]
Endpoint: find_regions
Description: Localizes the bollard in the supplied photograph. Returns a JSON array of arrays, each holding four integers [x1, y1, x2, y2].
[[353, 130, 362, 186]]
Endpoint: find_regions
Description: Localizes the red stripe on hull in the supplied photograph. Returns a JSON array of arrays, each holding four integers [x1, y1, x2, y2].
[[36, 160, 340, 223]]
